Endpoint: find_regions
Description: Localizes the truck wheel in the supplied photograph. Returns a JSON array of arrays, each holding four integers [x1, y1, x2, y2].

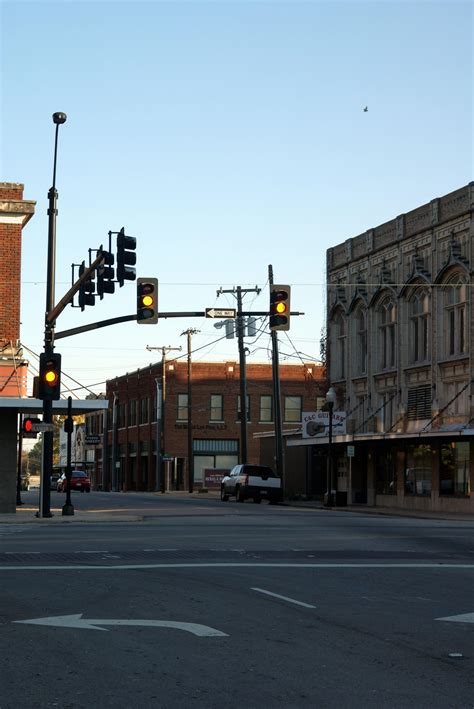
[[220, 486, 229, 502]]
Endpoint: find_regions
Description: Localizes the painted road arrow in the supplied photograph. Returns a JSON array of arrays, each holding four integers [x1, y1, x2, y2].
[[436, 612, 474, 624], [14, 614, 228, 636], [205, 308, 236, 318]]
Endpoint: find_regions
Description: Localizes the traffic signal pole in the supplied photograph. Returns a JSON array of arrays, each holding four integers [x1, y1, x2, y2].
[[39, 113, 67, 518], [268, 265, 285, 494]]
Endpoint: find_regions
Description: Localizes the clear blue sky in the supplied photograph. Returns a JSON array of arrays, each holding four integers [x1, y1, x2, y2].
[[1, 0, 472, 396]]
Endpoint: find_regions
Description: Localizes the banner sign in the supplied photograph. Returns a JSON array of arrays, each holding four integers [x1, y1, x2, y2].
[[302, 411, 346, 439]]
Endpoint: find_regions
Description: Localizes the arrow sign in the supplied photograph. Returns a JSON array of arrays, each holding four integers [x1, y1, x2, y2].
[[14, 614, 228, 636], [205, 308, 236, 319], [30, 422, 55, 433], [436, 612, 474, 624]]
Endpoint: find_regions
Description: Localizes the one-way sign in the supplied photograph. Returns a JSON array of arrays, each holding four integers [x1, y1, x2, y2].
[[30, 422, 55, 433], [205, 308, 236, 319]]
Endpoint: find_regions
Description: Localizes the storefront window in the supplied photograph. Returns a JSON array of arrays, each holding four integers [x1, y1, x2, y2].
[[439, 442, 470, 496], [405, 444, 432, 495], [375, 448, 396, 494]]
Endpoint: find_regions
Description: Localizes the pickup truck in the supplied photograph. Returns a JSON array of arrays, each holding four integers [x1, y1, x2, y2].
[[220, 464, 282, 504]]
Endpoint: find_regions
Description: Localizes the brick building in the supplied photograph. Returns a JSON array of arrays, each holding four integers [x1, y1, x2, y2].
[[0, 183, 35, 512], [85, 359, 325, 493]]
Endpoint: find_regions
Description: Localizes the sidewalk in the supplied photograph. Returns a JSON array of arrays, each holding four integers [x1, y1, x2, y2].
[[1, 493, 473, 524]]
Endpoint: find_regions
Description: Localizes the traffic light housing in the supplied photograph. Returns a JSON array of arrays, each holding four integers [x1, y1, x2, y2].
[[97, 250, 115, 299], [117, 227, 136, 286], [78, 261, 95, 310], [22, 417, 41, 438], [269, 284, 291, 331], [38, 352, 62, 401], [137, 278, 158, 324]]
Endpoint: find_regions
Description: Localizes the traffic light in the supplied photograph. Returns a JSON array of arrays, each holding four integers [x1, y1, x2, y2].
[[117, 227, 136, 286], [78, 261, 95, 310], [137, 277, 158, 324], [97, 250, 115, 299], [22, 417, 41, 438], [269, 284, 291, 331], [38, 352, 62, 401]]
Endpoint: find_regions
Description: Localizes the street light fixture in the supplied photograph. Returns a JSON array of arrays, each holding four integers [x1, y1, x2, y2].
[[324, 386, 337, 507]]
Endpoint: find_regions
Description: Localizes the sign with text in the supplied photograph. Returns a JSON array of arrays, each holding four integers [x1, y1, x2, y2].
[[302, 411, 346, 439]]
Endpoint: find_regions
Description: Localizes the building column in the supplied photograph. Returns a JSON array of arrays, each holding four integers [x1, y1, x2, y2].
[[0, 410, 19, 513]]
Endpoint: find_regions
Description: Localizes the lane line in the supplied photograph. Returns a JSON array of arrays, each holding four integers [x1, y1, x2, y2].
[[1, 562, 474, 571], [251, 587, 316, 608]]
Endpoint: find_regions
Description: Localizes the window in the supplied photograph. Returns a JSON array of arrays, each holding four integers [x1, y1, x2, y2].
[[443, 380, 468, 416], [355, 308, 367, 375], [378, 299, 396, 370], [140, 398, 149, 424], [407, 386, 432, 420], [237, 395, 250, 421], [210, 394, 223, 421], [128, 400, 137, 427], [444, 277, 467, 357], [439, 442, 470, 496], [378, 391, 396, 432], [284, 396, 302, 423], [409, 290, 429, 363], [259, 395, 273, 422], [332, 311, 346, 379], [375, 448, 397, 495], [177, 393, 188, 420], [405, 444, 432, 496], [118, 403, 126, 428]]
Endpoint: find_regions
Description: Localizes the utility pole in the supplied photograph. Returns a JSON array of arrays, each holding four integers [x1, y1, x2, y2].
[[146, 345, 182, 492], [181, 329, 200, 492], [217, 285, 261, 463], [268, 265, 284, 494]]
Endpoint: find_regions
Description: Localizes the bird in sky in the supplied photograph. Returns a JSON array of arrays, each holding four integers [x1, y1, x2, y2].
[[363, 106, 368, 112]]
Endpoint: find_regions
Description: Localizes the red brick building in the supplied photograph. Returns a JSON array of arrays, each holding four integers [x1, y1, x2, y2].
[[0, 183, 35, 397], [85, 359, 325, 492]]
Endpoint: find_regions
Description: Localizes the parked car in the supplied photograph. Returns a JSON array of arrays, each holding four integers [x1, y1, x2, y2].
[[220, 464, 282, 504], [57, 471, 91, 493]]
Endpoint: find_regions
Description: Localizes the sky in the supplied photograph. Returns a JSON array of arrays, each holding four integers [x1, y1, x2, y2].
[[1, 0, 472, 398]]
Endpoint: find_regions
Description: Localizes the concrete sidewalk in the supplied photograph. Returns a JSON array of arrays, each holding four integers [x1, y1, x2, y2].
[[1, 492, 473, 524]]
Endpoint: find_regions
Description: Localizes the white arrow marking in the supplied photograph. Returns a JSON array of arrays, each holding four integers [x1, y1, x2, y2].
[[251, 587, 316, 608], [436, 612, 474, 624], [14, 614, 228, 636]]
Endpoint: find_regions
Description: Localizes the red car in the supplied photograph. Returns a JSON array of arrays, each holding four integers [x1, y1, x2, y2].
[[57, 471, 91, 493]]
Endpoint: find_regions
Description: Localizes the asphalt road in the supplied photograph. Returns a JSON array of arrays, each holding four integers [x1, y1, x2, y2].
[[1, 492, 473, 708]]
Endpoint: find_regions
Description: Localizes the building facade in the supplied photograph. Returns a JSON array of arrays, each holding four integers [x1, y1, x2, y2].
[[311, 182, 474, 513], [85, 359, 325, 492]]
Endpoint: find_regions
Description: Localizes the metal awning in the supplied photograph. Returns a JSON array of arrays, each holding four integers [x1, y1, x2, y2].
[[0, 397, 108, 415], [287, 427, 474, 447]]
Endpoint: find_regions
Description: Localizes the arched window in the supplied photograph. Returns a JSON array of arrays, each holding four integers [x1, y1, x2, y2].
[[409, 289, 430, 363], [331, 311, 346, 379], [443, 275, 467, 357], [378, 298, 396, 370], [354, 307, 367, 375]]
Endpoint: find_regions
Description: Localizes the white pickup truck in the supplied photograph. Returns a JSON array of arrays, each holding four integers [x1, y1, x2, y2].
[[220, 464, 283, 504]]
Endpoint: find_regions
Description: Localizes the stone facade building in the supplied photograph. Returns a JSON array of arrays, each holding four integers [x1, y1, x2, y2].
[[310, 182, 474, 513]]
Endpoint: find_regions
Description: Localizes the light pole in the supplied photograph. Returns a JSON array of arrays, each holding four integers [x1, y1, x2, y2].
[[324, 386, 337, 507], [39, 111, 67, 518]]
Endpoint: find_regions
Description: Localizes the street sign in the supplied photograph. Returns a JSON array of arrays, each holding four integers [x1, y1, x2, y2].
[[347, 445, 355, 457], [30, 422, 55, 433], [85, 435, 101, 445], [205, 308, 236, 319]]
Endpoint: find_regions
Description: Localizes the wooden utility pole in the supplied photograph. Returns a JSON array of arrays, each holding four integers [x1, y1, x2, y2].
[[146, 345, 182, 492], [181, 329, 200, 492]]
